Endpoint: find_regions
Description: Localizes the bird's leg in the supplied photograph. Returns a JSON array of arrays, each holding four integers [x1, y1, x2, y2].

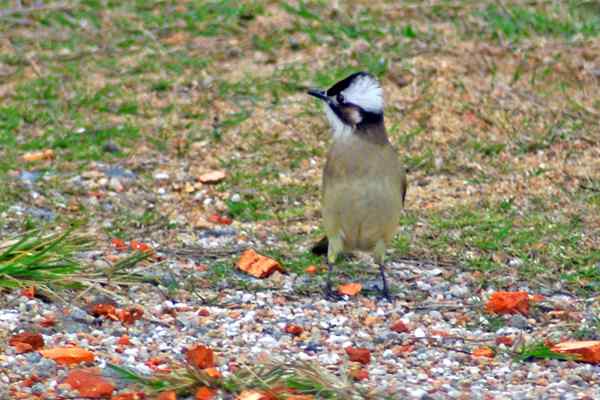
[[378, 263, 392, 301], [325, 261, 336, 299], [375, 240, 393, 302], [324, 235, 343, 300]]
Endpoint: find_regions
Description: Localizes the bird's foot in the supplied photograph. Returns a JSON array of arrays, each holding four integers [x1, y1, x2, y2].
[[323, 283, 342, 301], [378, 287, 395, 303]]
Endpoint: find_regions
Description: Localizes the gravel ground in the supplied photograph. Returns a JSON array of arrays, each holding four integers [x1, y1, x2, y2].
[[2, 248, 599, 399]]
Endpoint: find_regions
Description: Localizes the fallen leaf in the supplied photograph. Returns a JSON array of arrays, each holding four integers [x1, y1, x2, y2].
[[39, 347, 95, 365], [472, 347, 495, 358], [20, 286, 35, 299], [186, 344, 215, 369], [198, 170, 226, 184], [64, 370, 114, 398], [551, 341, 600, 364], [22, 149, 54, 162], [195, 386, 216, 400], [236, 249, 284, 278], [284, 324, 304, 336], [304, 265, 317, 274], [484, 291, 529, 315], [9, 333, 44, 353], [390, 321, 410, 333], [338, 283, 362, 296], [156, 391, 177, 400], [345, 347, 371, 364], [349, 367, 369, 381]]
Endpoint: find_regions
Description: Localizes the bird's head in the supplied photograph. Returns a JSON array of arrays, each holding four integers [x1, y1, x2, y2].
[[308, 72, 384, 137]]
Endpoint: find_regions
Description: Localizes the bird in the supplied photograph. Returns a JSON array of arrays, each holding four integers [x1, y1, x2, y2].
[[307, 71, 407, 300]]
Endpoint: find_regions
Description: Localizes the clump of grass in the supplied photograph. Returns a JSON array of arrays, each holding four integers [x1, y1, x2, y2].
[[0, 227, 151, 293], [0, 227, 88, 289], [515, 341, 576, 362], [110, 359, 380, 399]]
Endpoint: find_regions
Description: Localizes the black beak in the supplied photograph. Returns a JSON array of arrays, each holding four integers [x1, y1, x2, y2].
[[307, 88, 329, 102]]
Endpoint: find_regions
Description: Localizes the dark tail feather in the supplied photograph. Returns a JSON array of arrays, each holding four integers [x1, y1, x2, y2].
[[311, 236, 328, 256]]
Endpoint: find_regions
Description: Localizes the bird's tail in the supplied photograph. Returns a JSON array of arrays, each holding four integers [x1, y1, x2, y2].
[[311, 236, 329, 255]]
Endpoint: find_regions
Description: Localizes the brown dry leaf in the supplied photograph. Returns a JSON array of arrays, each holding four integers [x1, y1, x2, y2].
[[484, 291, 529, 315], [472, 347, 495, 358], [198, 170, 226, 184], [186, 344, 215, 370], [21, 149, 54, 162], [39, 347, 95, 365], [236, 249, 284, 278], [156, 391, 177, 400], [338, 283, 362, 296], [9, 332, 44, 353], [63, 370, 114, 398], [195, 386, 217, 400], [345, 347, 371, 364], [551, 341, 600, 364]]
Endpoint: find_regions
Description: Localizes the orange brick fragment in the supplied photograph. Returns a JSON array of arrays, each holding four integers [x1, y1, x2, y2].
[[350, 367, 369, 381], [284, 324, 304, 336], [390, 321, 410, 333], [204, 367, 221, 379], [236, 249, 283, 278], [20, 286, 35, 299], [22, 149, 54, 162], [484, 291, 529, 315], [337, 283, 362, 296], [39, 347, 95, 365], [186, 345, 215, 369], [156, 391, 177, 400], [304, 265, 317, 274], [195, 386, 216, 400], [63, 370, 114, 398], [111, 392, 145, 400], [551, 341, 600, 364], [10, 333, 44, 353], [345, 347, 371, 364], [472, 347, 495, 358], [198, 170, 226, 183]]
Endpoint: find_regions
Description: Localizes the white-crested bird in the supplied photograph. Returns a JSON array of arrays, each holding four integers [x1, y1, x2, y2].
[[308, 72, 407, 300]]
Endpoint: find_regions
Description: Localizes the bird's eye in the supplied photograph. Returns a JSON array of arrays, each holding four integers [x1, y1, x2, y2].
[[337, 94, 344, 104]]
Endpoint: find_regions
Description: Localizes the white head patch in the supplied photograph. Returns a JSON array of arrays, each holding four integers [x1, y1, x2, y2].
[[341, 74, 383, 113]]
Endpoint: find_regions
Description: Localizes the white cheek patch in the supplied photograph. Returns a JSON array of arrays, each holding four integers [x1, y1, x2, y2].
[[342, 75, 383, 113], [324, 104, 352, 141]]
